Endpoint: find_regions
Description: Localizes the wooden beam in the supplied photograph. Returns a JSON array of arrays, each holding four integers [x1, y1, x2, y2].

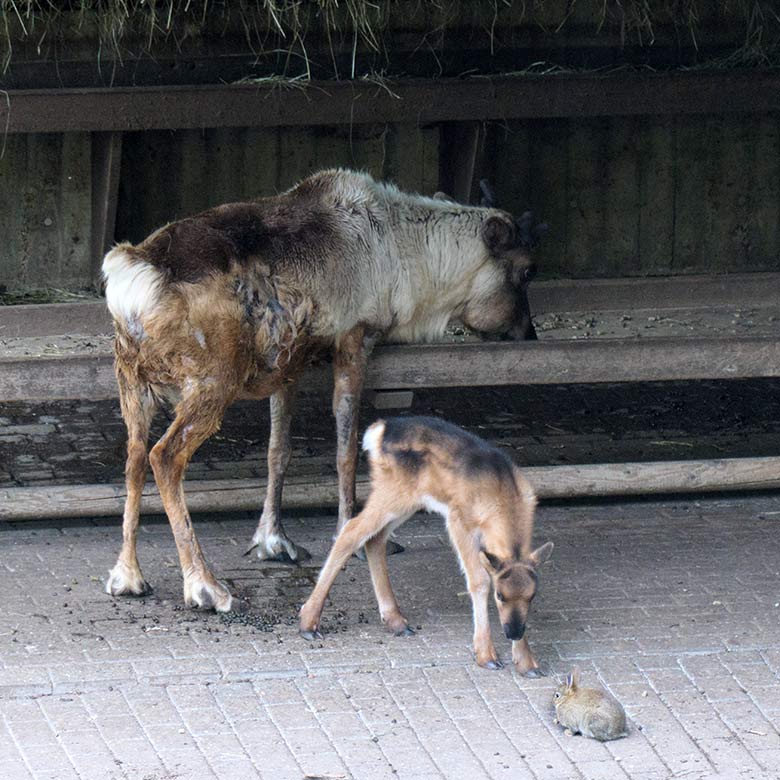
[[3, 456, 780, 521], [3, 72, 779, 134], [530, 272, 780, 313], [1, 336, 779, 403], [90, 132, 123, 285], [1, 272, 777, 339], [0, 301, 112, 339], [438, 121, 482, 204]]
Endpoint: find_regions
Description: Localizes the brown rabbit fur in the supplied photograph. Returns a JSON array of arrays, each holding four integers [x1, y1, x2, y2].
[[553, 668, 628, 741]]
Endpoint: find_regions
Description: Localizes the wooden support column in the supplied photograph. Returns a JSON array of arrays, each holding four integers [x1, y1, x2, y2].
[[90, 131, 123, 286], [438, 121, 482, 203]]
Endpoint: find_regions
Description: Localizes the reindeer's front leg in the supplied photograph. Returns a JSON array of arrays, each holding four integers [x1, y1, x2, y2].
[[333, 328, 371, 532], [247, 379, 310, 563]]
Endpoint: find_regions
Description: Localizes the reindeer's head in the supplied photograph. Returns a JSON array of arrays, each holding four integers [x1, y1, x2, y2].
[[479, 541, 553, 640], [461, 180, 547, 341]]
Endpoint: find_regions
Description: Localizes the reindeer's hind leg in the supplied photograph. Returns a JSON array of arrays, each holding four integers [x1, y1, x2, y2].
[[247, 380, 311, 563], [149, 388, 234, 611], [106, 372, 157, 597]]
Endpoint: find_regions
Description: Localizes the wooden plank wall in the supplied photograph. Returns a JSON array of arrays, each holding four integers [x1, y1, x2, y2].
[[487, 114, 780, 277], [115, 123, 440, 243], [0, 133, 92, 288], [2, 113, 779, 289]]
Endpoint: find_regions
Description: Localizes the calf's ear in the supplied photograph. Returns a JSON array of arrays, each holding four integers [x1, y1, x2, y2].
[[528, 541, 554, 568], [479, 548, 504, 574]]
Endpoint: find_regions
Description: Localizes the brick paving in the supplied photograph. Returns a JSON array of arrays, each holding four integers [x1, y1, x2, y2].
[[2, 495, 780, 779], [2, 378, 780, 491]]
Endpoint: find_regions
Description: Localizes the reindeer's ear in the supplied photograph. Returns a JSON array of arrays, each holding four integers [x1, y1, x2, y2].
[[479, 548, 503, 574], [529, 541, 554, 568], [481, 216, 515, 255]]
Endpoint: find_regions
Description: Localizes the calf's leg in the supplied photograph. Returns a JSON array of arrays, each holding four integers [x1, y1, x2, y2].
[[364, 526, 414, 636], [449, 519, 503, 669], [299, 495, 406, 638]]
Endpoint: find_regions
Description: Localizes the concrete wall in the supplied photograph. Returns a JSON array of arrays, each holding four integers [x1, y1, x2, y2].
[[0, 133, 92, 290]]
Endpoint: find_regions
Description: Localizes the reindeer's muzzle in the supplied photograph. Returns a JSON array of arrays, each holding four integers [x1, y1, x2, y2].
[[503, 616, 526, 640]]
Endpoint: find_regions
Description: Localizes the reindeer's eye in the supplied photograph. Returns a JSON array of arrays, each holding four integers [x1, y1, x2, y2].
[[496, 592, 505, 603]]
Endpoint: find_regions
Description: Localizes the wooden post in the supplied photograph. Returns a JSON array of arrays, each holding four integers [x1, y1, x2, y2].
[[438, 121, 482, 203], [90, 131, 123, 287]]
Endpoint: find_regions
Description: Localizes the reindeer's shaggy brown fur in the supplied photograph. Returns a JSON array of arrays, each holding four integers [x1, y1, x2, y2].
[[102, 169, 544, 610]]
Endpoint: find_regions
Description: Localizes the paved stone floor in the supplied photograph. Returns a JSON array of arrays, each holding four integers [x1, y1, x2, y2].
[[2, 495, 780, 780], [3, 378, 780, 490]]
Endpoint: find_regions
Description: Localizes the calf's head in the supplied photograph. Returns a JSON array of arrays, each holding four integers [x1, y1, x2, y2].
[[479, 541, 553, 640]]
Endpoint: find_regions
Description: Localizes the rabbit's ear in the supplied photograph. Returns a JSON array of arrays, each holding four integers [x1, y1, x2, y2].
[[567, 667, 581, 690]]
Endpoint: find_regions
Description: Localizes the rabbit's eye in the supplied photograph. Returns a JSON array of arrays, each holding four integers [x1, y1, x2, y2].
[[554, 692, 561, 699]]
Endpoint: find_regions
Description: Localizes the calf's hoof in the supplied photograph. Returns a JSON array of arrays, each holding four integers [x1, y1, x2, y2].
[[476, 651, 504, 670], [105, 561, 151, 597], [299, 603, 323, 640], [183, 575, 233, 612]]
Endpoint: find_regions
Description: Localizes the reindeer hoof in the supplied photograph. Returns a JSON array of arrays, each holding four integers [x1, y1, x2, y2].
[[521, 667, 545, 679], [300, 628, 323, 641], [355, 539, 405, 561], [482, 659, 504, 670], [183, 576, 233, 612], [394, 625, 415, 637], [247, 531, 310, 564], [105, 562, 151, 597]]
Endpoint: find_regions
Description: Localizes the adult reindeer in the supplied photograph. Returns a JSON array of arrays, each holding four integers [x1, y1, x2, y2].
[[103, 169, 546, 611]]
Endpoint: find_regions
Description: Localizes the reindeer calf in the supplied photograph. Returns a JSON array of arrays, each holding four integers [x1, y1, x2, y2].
[[299, 416, 553, 676]]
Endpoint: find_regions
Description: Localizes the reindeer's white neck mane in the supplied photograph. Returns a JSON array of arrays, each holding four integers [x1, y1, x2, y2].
[[373, 183, 496, 343]]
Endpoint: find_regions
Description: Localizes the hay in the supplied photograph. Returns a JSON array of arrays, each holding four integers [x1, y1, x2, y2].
[[1, 1, 778, 76]]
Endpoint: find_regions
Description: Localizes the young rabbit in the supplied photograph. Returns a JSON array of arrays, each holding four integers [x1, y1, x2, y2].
[[553, 668, 628, 741]]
